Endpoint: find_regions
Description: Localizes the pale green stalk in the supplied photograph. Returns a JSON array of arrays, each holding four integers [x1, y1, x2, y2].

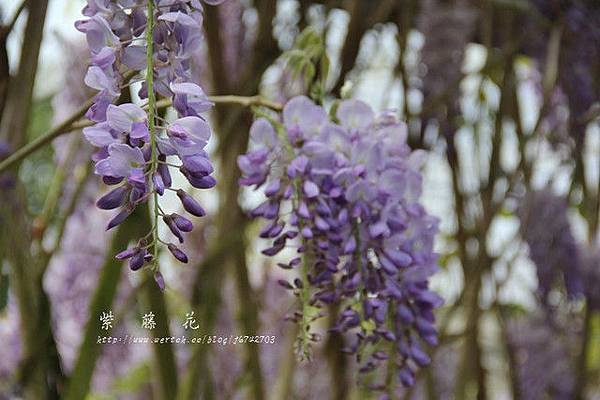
[[145, 0, 160, 266]]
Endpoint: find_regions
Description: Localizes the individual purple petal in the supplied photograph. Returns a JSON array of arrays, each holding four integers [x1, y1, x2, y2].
[[182, 155, 213, 176], [264, 179, 281, 197], [121, 45, 146, 70], [337, 99, 375, 130], [83, 122, 117, 147], [283, 96, 328, 136], [182, 170, 217, 189], [176, 189, 205, 217], [153, 173, 165, 195], [411, 344, 431, 367], [158, 11, 200, 27], [129, 249, 146, 271], [399, 367, 415, 387], [301, 227, 313, 239], [154, 271, 166, 291], [303, 180, 319, 198], [172, 213, 193, 232], [84, 66, 118, 96], [107, 206, 133, 230], [164, 215, 184, 243], [127, 168, 146, 188], [130, 121, 149, 141], [168, 243, 189, 263], [343, 235, 356, 254], [106, 103, 146, 133], [75, 16, 120, 53], [97, 186, 128, 210], [249, 118, 278, 148], [104, 143, 146, 178], [91, 46, 116, 68], [158, 158, 172, 187], [116, 247, 137, 260], [86, 91, 112, 122], [170, 81, 213, 115], [168, 116, 211, 143]]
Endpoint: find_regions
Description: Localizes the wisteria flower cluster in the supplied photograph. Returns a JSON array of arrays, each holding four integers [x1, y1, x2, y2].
[[238, 96, 442, 387], [506, 314, 578, 399], [76, 0, 223, 280], [518, 189, 584, 303]]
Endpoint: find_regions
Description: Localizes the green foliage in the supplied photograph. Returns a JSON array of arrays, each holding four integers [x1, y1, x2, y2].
[[588, 313, 600, 374], [283, 27, 330, 102]]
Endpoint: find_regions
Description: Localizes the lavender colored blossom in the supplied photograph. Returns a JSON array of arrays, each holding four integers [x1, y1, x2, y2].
[[76, 0, 223, 272], [518, 189, 584, 302], [524, 1, 600, 144], [0, 297, 22, 392], [506, 314, 578, 400], [239, 96, 442, 388], [418, 0, 478, 126]]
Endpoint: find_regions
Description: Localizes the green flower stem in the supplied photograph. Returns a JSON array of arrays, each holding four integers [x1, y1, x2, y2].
[[295, 201, 313, 358], [35, 131, 82, 236], [145, 0, 160, 267], [264, 111, 313, 358]]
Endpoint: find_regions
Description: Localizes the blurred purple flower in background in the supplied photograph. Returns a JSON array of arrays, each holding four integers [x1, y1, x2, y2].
[[0, 298, 22, 395], [418, 0, 478, 127], [518, 188, 584, 303], [506, 314, 579, 400]]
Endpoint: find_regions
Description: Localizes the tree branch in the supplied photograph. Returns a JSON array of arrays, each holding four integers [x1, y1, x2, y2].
[[0, 0, 27, 40], [0, 94, 282, 174], [0, 0, 47, 148]]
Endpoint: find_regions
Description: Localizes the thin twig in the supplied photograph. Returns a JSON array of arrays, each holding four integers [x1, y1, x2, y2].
[[0, 94, 282, 174], [0, 0, 27, 39], [33, 134, 83, 237], [0, 97, 93, 172], [43, 162, 92, 266]]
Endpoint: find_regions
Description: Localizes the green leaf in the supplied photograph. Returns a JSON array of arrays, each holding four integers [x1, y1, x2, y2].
[[588, 313, 600, 372], [320, 53, 330, 86]]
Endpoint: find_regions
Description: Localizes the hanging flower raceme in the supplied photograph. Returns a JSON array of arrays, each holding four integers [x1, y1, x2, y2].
[[76, 0, 223, 281], [238, 96, 442, 388], [518, 189, 584, 303]]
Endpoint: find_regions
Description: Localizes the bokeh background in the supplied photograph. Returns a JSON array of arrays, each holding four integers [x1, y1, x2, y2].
[[0, 0, 599, 399]]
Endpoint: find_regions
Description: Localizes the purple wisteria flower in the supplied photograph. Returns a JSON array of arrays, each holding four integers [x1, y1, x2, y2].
[[506, 313, 578, 400], [518, 189, 584, 303], [238, 96, 442, 389], [77, 0, 223, 276]]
